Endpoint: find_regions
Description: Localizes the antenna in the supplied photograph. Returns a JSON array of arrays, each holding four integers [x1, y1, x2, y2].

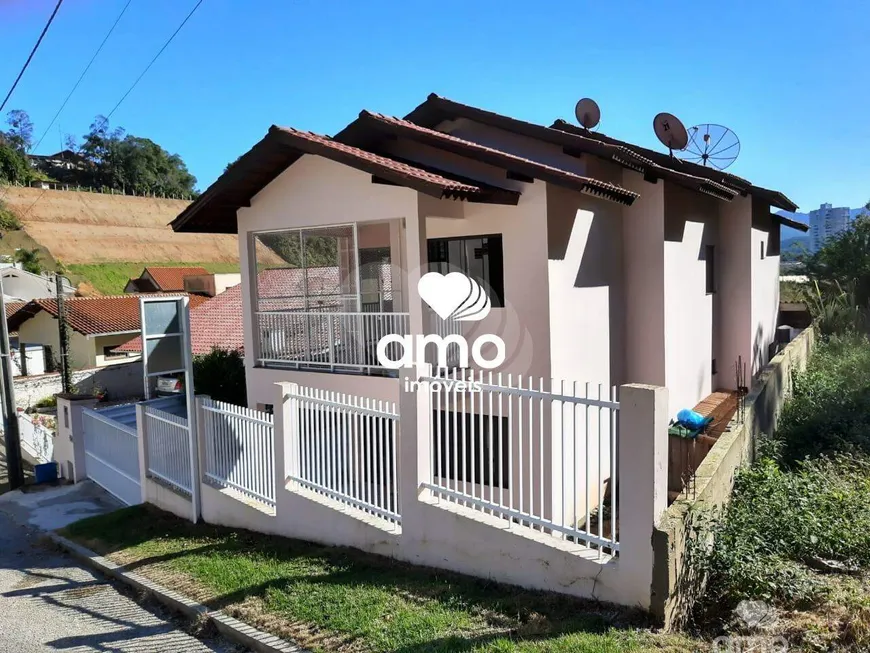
[[684, 124, 741, 170], [574, 98, 601, 130], [653, 112, 689, 155]]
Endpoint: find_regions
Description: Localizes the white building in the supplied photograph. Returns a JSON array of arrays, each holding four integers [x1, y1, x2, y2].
[[809, 203, 851, 252]]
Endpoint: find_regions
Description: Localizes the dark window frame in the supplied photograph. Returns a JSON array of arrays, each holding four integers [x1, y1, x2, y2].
[[427, 234, 505, 308], [705, 244, 715, 295]]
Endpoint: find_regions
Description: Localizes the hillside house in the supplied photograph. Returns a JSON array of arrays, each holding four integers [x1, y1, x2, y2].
[[124, 266, 209, 293], [171, 94, 801, 418], [0, 266, 74, 303], [7, 294, 207, 372]]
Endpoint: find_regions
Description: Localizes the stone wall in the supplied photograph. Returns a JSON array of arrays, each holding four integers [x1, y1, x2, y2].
[[13, 361, 143, 409], [651, 326, 817, 628]]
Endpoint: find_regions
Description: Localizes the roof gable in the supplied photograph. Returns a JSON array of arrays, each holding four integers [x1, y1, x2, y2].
[[142, 266, 209, 291]]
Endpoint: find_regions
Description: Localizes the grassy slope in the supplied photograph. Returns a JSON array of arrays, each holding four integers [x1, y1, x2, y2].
[[63, 506, 697, 653], [67, 261, 240, 295]]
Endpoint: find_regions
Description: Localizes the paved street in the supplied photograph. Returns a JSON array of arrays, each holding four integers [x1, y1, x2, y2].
[[0, 484, 245, 652]]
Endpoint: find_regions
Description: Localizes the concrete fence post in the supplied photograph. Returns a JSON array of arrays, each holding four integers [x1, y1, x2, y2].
[[398, 364, 431, 531], [194, 396, 210, 486], [135, 402, 149, 503], [272, 382, 297, 515], [55, 393, 97, 482], [617, 383, 669, 610]]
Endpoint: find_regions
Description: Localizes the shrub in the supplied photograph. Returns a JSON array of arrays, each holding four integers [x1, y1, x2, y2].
[[0, 201, 20, 231], [193, 348, 246, 406]]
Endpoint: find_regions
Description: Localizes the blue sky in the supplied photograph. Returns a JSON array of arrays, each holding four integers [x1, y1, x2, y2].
[[1, 0, 869, 212]]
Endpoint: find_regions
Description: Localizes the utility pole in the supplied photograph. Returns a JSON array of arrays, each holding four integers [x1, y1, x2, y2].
[[0, 273, 24, 489], [56, 274, 71, 393]]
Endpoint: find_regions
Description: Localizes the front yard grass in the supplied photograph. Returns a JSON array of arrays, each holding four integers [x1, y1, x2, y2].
[[62, 505, 698, 653]]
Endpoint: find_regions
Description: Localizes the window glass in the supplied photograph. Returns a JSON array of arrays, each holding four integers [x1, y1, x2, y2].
[[427, 234, 505, 307]]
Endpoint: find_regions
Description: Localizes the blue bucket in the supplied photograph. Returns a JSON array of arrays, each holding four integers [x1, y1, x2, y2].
[[34, 462, 58, 484]]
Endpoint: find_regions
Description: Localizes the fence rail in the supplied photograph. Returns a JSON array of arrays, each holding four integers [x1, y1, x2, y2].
[[256, 310, 410, 372], [144, 404, 192, 494], [201, 399, 275, 507], [287, 386, 400, 526], [422, 369, 619, 555]]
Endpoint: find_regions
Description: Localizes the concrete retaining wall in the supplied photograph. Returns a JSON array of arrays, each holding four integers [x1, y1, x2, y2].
[[651, 326, 817, 627]]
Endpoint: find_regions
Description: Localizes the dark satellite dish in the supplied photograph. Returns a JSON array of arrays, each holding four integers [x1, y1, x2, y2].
[[684, 124, 741, 170], [653, 112, 689, 154], [574, 98, 601, 130]]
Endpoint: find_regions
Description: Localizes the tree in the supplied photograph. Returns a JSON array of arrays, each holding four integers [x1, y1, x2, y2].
[[0, 141, 31, 184], [14, 248, 42, 274], [5, 110, 34, 153], [804, 204, 870, 306], [193, 348, 246, 406]]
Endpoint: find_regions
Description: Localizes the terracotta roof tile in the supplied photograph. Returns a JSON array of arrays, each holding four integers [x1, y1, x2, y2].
[[7, 294, 208, 336], [144, 266, 209, 291], [354, 111, 639, 205]]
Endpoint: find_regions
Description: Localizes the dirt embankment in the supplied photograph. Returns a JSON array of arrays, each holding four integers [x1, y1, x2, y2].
[[2, 186, 240, 264]]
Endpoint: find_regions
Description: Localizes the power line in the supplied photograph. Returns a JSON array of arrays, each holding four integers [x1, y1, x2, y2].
[[102, 0, 205, 125], [32, 0, 135, 153], [0, 0, 66, 114]]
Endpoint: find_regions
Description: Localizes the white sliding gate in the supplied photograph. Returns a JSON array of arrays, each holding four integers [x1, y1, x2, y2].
[[82, 404, 142, 506]]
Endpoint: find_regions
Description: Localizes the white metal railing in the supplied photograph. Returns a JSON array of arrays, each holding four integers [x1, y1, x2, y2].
[[201, 398, 275, 507], [422, 369, 619, 555], [82, 406, 142, 506], [18, 413, 54, 463], [144, 404, 192, 494], [287, 386, 400, 526], [256, 310, 410, 372]]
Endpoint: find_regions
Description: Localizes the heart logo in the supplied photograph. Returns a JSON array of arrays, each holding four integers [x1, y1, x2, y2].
[[418, 272, 491, 322]]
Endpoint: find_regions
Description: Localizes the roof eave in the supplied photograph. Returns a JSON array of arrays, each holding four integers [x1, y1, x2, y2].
[[772, 212, 809, 232]]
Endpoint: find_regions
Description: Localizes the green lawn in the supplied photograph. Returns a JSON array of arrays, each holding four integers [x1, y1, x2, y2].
[[62, 506, 698, 653], [66, 261, 240, 295]]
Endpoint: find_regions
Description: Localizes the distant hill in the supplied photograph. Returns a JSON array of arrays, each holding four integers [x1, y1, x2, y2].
[[2, 186, 238, 264]]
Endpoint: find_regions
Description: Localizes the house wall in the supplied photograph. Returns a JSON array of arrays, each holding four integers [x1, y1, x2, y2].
[[93, 333, 142, 367], [236, 155, 419, 408], [750, 199, 780, 376], [662, 183, 720, 418], [16, 309, 95, 370], [1, 268, 71, 301]]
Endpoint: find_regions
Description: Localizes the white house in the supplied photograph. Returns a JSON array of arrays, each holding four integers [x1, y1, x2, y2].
[[171, 94, 802, 418]]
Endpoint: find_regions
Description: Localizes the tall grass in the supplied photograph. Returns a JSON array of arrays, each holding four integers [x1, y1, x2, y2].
[[67, 261, 240, 295]]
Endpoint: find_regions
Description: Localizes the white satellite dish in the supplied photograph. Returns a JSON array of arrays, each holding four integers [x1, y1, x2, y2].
[[653, 112, 689, 154], [574, 98, 601, 130]]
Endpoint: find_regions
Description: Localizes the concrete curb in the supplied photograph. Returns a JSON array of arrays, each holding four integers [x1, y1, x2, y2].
[[47, 532, 305, 653]]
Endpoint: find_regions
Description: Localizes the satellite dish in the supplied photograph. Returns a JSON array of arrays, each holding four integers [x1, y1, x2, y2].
[[653, 112, 689, 154], [684, 124, 741, 170], [574, 98, 601, 130]]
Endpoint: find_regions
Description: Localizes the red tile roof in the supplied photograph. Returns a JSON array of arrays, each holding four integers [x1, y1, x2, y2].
[[116, 285, 244, 355], [353, 111, 639, 205], [7, 294, 208, 336], [143, 266, 209, 291]]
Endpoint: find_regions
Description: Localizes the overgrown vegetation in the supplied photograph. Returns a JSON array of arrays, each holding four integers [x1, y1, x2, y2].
[[63, 505, 699, 653], [193, 348, 246, 406], [66, 261, 239, 295], [0, 200, 20, 231], [689, 334, 870, 649]]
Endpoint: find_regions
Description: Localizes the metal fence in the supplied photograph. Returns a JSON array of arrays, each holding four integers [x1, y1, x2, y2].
[[256, 310, 410, 372], [201, 398, 275, 507], [144, 404, 192, 494], [421, 369, 619, 555], [287, 386, 400, 526], [82, 406, 141, 506]]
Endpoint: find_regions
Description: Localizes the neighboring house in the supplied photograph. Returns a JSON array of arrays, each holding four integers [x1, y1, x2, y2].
[[7, 294, 207, 372], [0, 266, 75, 302], [169, 93, 803, 418], [28, 149, 91, 174], [183, 272, 242, 297], [124, 266, 209, 293]]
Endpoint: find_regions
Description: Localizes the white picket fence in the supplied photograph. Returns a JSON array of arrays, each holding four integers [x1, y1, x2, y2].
[[143, 404, 192, 494], [422, 369, 619, 555], [287, 386, 400, 526], [201, 398, 275, 507], [82, 405, 142, 506]]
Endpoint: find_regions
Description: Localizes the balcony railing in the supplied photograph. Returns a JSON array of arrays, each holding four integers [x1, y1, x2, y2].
[[255, 308, 463, 373]]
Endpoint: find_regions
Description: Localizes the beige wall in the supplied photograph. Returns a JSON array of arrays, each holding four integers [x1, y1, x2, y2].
[[17, 309, 93, 370], [93, 333, 141, 367], [751, 199, 780, 376]]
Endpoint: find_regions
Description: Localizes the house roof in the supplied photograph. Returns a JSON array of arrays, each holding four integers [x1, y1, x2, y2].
[[337, 111, 639, 206], [400, 94, 740, 202], [7, 294, 208, 336], [116, 284, 245, 355], [171, 127, 521, 234], [142, 266, 209, 291], [771, 212, 809, 233]]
